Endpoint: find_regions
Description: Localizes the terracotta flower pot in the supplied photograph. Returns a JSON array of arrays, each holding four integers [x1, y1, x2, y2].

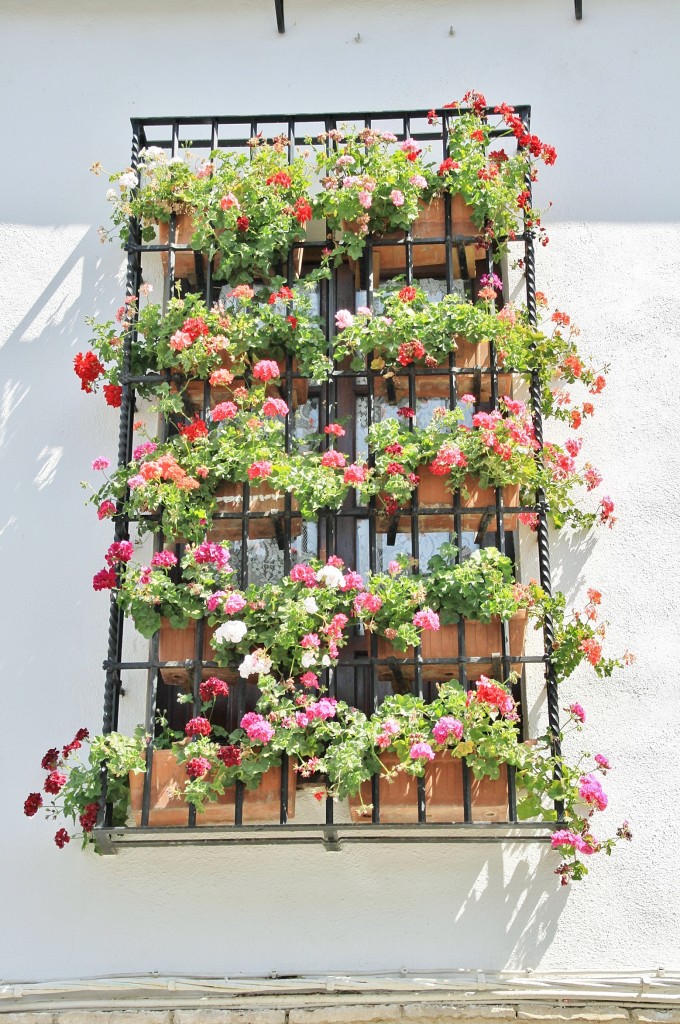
[[348, 751, 509, 823], [129, 750, 297, 826], [378, 469, 519, 534], [158, 618, 235, 688], [181, 356, 308, 412], [373, 350, 513, 404], [158, 213, 304, 284], [158, 212, 203, 279], [210, 482, 301, 542], [376, 610, 527, 682], [361, 197, 486, 283]]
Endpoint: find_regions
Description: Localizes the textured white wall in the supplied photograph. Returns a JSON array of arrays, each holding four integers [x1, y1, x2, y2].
[[1, 0, 679, 984]]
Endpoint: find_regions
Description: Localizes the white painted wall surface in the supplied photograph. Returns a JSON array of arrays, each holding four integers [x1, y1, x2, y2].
[[1, 0, 678, 984]]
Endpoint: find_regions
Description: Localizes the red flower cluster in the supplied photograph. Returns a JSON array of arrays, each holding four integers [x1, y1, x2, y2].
[[41, 747, 60, 771], [92, 567, 118, 591], [217, 745, 242, 767], [44, 771, 67, 795], [182, 317, 209, 341], [24, 793, 43, 817], [74, 351, 104, 392], [178, 417, 209, 442], [185, 756, 212, 779], [269, 285, 294, 304], [438, 157, 460, 176], [267, 171, 292, 188], [79, 802, 99, 833], [185, 716, 212, 737], [294, 197, 313, 224], [103, 384, 122, 408], [54, 828, 71, 849], [470, 677, 516, 718], [199, 678, 229, 702]]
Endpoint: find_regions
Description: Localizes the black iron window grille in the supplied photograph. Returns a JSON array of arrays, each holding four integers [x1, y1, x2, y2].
[[95, 106, 562, 852]]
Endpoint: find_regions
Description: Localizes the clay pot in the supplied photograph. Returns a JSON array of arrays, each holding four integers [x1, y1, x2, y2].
[[348, 752, 509, 823], [356, 197, 485, 283], [181, 356, 308, 412], [158, 618, 234, 688], [378, 469, 520, 534], [158, 213, 305, 284], [373, 347, 513, 404], [210, 482, 301, 542], [158, 212, 203, 279], [376, 611, 527, 683], [129, 750, 297, 826]]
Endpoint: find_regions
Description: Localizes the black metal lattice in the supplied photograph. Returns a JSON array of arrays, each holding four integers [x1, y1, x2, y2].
[[95, 107, 562, 851]]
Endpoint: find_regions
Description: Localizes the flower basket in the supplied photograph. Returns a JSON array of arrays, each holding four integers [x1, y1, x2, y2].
[[378, 469, 520, 534], [376, 610, 527, 682], [367, 198, 485, 283], [348, 751, 508, 823], [158, 618, 234, 688], [129, 750, 297, 825], [211, 482, 301, 542]]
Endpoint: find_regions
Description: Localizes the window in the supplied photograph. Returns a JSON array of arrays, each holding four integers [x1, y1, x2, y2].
[[96, 106, 561, 850]]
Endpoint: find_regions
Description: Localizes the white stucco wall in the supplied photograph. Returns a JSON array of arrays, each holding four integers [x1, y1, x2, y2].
[[1, 0, 678, 985]]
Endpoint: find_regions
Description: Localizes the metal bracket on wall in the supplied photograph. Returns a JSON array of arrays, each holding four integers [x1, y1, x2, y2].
[[575, 0, 582, 19], [275, 0, 285, 33]]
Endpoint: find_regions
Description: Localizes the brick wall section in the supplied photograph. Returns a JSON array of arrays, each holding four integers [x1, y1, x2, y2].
[[2, 1004, 680, 1024]]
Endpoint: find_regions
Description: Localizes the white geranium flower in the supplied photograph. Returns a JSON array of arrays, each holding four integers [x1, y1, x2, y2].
[[303, 596, 319, 614], [301, 651, 318, 669], [239, 651, 272, 678], [316, 565, 344, 589], [118, 171, 139, 190], [214, 620, 248, 644]]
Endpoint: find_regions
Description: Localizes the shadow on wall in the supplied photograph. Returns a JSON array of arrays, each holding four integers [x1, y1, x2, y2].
[[0, 226, 122, 541], [425, 843, 566, 969], [39, 836, 567, 976]]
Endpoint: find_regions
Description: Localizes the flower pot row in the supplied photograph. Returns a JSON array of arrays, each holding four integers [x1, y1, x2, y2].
[[345, 197, 486, 283], [379, 471, 520, 532], [348, 753, 509, 823], [128, 749, 509, 826], [158, 199, 485, 285], [158, 214, 305, 282], [376, 611, 527, 682], [129, 750, 297, 825], [158, 610, 527, 688]]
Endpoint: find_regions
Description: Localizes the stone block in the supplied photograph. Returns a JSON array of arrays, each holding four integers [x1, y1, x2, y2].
[[516, 1005, 629, 1023], [631, 1013, 680, 1024], [402, 1004, 516, 1024], [288, 1005, 403, 1024], [175, 1011, 285, 1024]]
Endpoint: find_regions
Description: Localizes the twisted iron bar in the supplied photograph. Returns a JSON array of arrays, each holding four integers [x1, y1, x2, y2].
[[102, 121, 142, 737], [524, 164, 564, 817]]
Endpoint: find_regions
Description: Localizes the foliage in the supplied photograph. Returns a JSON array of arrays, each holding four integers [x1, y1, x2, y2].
[[429, 90, 556, 257], [426, 543, 530, 624], [312, 127, 430, 261], [103, 141, 314, 285]]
